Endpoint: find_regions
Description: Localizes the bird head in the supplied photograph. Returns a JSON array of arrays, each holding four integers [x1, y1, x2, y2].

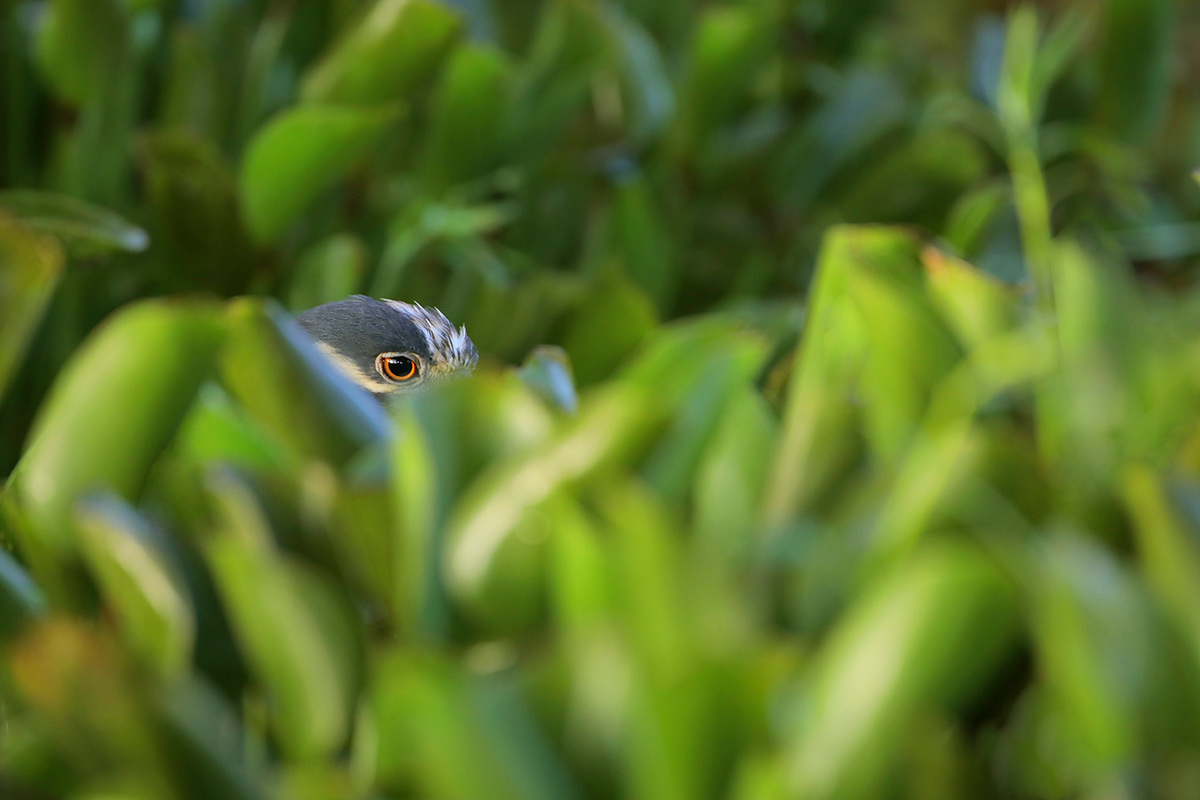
[[296, 295, 478, 399]]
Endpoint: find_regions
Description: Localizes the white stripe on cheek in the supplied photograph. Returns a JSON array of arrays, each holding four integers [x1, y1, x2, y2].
[[314, 341, 392, 393]]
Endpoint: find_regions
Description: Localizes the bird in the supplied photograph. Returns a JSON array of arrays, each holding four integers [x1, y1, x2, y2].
[[296, 295, 478, 400]]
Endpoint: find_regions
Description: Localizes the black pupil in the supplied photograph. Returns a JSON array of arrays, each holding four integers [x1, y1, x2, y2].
[[387, 356, 414, 379]]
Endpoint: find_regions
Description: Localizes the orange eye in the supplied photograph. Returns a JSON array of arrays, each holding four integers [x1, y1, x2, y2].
[[380, 355, 418, 381]]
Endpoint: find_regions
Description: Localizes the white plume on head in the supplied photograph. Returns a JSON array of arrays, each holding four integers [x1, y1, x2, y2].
[[384, 299, 479, 374]]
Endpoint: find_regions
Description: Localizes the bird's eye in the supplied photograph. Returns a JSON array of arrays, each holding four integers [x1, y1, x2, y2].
[[379, 354, 419, 382]]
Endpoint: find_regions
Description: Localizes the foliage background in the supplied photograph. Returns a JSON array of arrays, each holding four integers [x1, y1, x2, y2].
[[2, 0, 1200, 798]]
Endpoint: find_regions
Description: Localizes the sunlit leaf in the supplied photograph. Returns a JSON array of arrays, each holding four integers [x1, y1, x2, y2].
[[76, 494, 195, 677], [204, 470, 360, 760], [5, 300, 224, 596], [240, 105, 399, 244], [301, 0, 462, 106], [786, 544, 1020, 800]]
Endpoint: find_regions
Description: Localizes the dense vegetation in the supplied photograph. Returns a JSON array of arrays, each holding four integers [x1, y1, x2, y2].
[[2, 0, 1200, 797]]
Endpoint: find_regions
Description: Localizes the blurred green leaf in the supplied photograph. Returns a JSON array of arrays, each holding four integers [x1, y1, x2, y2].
[[34, 0, 130, 106], [603, 482, 718, 800], [444, 384, 661, 623], [5, 300, 224, 595], [388, 398, 442, 639], [0, 190, 148, 256], [420, 45, 512, 193], [1031, 532, 1157, 771], [505, 1, 607, 158], [601, 5, 674, 145], [1123, 468, 1200, 677], [76, 495, 194, 677], [561, 275, 657, 385], [1098, 0, 1175, 144], [771, 70, 906, 212], [640, 332, 766, 503], [675, 7, 772, 153], [610, 173, 678, 313], [0, 218, 63, 403], [174, 384, 288, 474], [240, 105, 399, 244], [922, 247, 1020, 351], [301, 0, 463, 106], [786, 544, 1020, 800], [372, 651, 582, 799], [999, 5, 1054, 307], [693, 387, 777, 555], [765, 227, 908, 524], [845, 237, 962, 462], [156, 676, 266, 800], [205, 470, 360, 761]]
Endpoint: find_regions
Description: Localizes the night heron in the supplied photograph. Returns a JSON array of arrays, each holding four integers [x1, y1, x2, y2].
[[297, 295, 478, 399]]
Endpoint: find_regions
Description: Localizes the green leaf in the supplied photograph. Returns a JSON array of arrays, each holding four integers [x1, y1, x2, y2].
[[34, 0, 130, 106], [301, 0, 463, 106], [444, 385, 662, 624], [675, 7, 772, 151], [76, 495, 195, 677], [1030, 532, 1157, 770], [600, 5, 675, 145], [1123, 468, 1200, 678], [693, 387, 777, 555], [560, 275, 657, 385], [786, 544, 1020, 800], [420, 45, 512, 193], [239, 105, 398, 244], [0, 190, 148, 256], [1097, 0, 1175, 143], [5, 299, 224, 596], [770, 70, 906, 211], [610, 173, 678, 313], [505, 2, 608, 160], [174, 384, 289, 474], [922, 247, 1020, 351], [156, 676, 267, 800], [371, 651, 583, 800], [640, 333, 766, 503], [204, 470, 360, 760], [766, 226, 946, 525], [0, 218, 63, 403]]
